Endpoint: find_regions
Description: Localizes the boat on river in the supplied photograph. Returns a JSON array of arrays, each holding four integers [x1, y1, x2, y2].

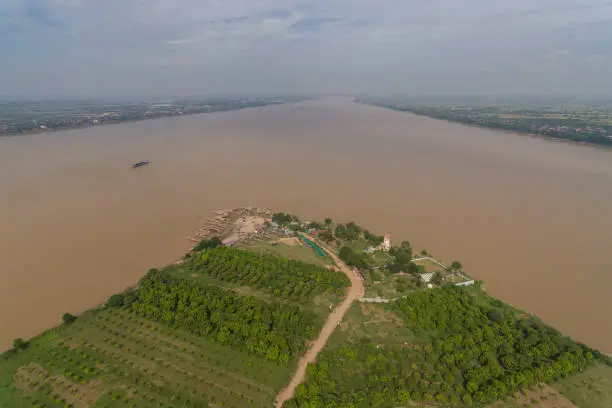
[[132, 160, 150, 169]]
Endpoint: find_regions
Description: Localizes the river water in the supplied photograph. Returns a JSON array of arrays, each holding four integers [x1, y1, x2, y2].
[[1, 98, 611, 352]]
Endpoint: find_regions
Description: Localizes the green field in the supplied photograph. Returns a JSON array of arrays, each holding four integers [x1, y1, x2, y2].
[[3, 224, 611, 408], [363, 274, 421, 298], [553, 363, 612, 408], [287, 286, 611, 408], [1, 307, 287, 408], [0, 240, 349, 408], [412, 258, 445, 273], [238, 240, 333, 267], [327, 302, 420, 349]]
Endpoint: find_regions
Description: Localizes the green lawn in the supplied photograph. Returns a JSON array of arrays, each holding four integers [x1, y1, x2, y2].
[[238, 240, 332, 267]]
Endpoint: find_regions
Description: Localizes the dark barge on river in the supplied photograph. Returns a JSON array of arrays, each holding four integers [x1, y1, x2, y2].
[[132, 160, 151, 169]]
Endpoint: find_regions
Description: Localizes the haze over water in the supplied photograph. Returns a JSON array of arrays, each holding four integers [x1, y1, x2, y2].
[[1, 98, 611, 353]]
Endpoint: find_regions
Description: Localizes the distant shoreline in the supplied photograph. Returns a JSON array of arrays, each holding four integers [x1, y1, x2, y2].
[[360, 101, 612, 150], [0, 101, 284, 139]]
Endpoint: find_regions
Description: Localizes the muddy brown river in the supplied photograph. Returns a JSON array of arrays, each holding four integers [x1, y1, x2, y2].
[[1, 98, 611, 352]]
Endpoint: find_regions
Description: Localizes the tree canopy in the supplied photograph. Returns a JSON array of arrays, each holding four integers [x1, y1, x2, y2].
[[190, 246, 349, 301], [122, 269, 321, 363], [287, 287, 601, 407]]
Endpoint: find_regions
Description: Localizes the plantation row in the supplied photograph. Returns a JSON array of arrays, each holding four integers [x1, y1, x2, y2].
[[287, 287, 606, 407], [189, 246, 349, 301], [118, 269, 321, 363], [87, 307, 291, 389], [73, 315, 276, 396]]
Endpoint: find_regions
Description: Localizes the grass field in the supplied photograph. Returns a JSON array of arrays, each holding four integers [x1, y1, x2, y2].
[[344, 239, 392, 268], [553, 363, 612, 408], [327, 302, 420, 349], [491, 385, 577, 408], [238, 240, 332, 267], [1, 307, 288, 408], [363, 274, 420, 298], [412, 258, 445, 273]]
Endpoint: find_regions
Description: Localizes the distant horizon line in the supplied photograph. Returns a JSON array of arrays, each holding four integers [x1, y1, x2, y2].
[[1, 93, 612, 103]]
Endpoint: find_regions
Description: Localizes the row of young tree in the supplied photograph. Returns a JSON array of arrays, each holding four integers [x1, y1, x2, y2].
[[287, 287, 607, 407], [188, 246, 349, 301], [113, 269, 321, 364]]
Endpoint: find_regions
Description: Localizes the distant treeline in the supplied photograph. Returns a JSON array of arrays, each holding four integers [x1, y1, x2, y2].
[[0, 99, 288, 137], [359, 99, 612, 147]]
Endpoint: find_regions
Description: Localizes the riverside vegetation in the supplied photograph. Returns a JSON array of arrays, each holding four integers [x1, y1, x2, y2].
[[2, 216, 611, 408], [0, 238, 349, 408], [286, 286, 611, 407]]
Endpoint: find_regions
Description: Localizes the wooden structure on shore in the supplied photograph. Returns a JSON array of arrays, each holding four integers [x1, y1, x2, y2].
[[188, 207, 272, 245]]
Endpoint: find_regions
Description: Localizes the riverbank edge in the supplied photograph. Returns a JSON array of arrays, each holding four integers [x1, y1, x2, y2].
[[0, 101, 286, 139], [3, 208, 611, 361], [358, 101, 612, 150]]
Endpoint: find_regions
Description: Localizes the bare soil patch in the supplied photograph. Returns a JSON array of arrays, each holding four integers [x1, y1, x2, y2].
[[278, 237, 301, 246]]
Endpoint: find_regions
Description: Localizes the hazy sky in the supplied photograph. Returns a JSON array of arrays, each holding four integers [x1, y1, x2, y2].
[[1, 0, 612, 97]]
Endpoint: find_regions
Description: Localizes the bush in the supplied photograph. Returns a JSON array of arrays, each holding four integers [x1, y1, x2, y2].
[[13, 338, 28, 350], [107, 294, 125, 308], [192, 237, 222, 252], [107, 290, 138, 308], [338, 246, 366, 269], [62, 313, 77, 324]]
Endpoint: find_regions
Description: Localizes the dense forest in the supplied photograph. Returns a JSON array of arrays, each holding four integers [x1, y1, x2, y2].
[[111, 269, 320, 364], [286, 287, 607, 407], [186, 246, 349, 301]]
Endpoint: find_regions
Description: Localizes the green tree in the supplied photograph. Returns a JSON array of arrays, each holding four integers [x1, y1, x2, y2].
[[62, 313, 77, 324], [13, 338, 28, 350], [107, 294, 125, 308], [192, 237, 221, 252], [338, 246, 366, 269]]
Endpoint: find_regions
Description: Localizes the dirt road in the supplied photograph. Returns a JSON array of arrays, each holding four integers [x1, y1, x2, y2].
[[275, 239, 364, 407]]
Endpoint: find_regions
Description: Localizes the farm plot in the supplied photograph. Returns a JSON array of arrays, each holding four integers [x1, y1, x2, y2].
[[412, 257, 445, 274], [1, 307, 289, 408], [184, 245, 349, 303], [239, 240, 333, 267]]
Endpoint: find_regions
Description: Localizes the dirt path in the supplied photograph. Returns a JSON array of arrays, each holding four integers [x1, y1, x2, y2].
[[275, 238, 364, 408]]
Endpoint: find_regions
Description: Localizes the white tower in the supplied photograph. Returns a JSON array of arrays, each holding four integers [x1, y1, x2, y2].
[[381, 233, 391, 252]]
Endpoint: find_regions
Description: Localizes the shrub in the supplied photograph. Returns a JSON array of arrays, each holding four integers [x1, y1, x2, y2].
[[12, 338, 28, 350], [62, 313, 77, 324], [107, 294, 125, 308]]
